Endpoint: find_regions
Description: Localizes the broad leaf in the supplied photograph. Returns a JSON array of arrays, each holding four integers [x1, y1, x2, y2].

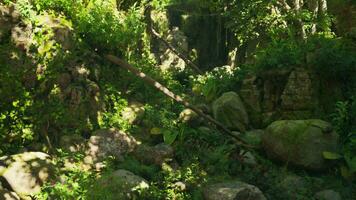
[[322, 151, 342, 160], [163, 130, 178, 145]]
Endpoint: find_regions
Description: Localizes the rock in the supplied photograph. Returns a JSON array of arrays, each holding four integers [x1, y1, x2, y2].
[[239, 74, 262, 127], [89, 169, 149, 200], [212, 92, 249, 132], [278, 175, 306, 194], [179, 108, 201, 126], [0, 4, 20, 42], [159, 27, 189, 72], [0, 188, 20, 200], [35, 14, 73, 50], [203, 181, 266, 200], [314, 190, 342, 200], [242, 129, 264, 148], [121, 102, 145, 125], [281, 68, 316, 111], [59, 134, 86, 153], [262, 119, 339, 170], [133, 143, 174, 165], [84, 129, 138, 165], [241, 151, 257, 166], [0, 152, 55, 199], [10, 20, 33, 51]]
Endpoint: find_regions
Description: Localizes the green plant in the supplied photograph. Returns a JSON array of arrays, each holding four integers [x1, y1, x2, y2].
[[191, 65, 244, 102], [324, 97, 356, 180], [140, 162, 207, 200]]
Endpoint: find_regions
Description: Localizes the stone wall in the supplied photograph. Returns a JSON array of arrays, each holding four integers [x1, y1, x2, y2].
[[239, 68, 322, 128]]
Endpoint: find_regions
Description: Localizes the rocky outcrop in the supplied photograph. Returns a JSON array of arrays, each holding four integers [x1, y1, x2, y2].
[[203, 181, 266, 200], [212, 92, 249, 132], [262, 119, 339, 170], [240, 68, 321, 127], [158, 27, 189, 72], [0, 4, 20, 43], [0, 152, 55, 199], [84, 128, 138, 166], [280, 68, 317, 119]]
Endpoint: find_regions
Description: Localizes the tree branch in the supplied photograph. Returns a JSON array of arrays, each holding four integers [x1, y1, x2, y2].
[[105, 54, 255, 149]]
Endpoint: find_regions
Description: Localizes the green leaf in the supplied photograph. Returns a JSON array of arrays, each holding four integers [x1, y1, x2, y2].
[[345, 155, 356, 173], [163, 130, 178, 145], [322, 151, 343, 160]]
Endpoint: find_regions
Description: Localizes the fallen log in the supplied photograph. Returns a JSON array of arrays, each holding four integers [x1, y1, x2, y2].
[[105, 54, 254, 149]]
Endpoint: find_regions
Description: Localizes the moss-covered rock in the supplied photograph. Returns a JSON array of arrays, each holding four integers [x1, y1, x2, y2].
[[88, 169, 149, 200], [212, 92, 249, 132], [262, 119, 339, 170]]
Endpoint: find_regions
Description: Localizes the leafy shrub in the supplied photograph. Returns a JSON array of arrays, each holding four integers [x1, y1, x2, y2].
[[191, 65, 244, 102], [140, 162, 207, 200], [308, 36, 356, 85], [254, 39, 304, 72], [324, 97, 356, 180]]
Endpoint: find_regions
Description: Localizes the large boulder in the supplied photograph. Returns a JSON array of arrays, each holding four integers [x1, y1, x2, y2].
[[262, 119, 339, 170], [203, 181, 266, 200], [84, 129, 138, 165], [88, 169, 149, 200], [0, 152, 55, 199], [212, 92, 249, 132]]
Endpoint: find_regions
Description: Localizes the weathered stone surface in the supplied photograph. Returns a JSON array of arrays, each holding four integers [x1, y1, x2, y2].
[[281, 68, 317, 114], [203, 181, 266, 200], [212, 92, 249, 132], [159, 27, 189, 72], [281, 69, 312, 109], [121, 102, 145, 125], [0, 152, 55, 199], [240, 74, 262, 127], [133, 143, 174, 165], [0, 188, 20, 200], [89, 169, 149, 200], [262, 120, 339, 170], [84, 129, 138, 165], [0, 4, 20, 42], [314, 190, 342, 200]]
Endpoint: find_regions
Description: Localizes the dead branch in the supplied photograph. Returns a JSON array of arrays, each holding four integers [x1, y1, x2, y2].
[[105, 54, 254, 149]]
